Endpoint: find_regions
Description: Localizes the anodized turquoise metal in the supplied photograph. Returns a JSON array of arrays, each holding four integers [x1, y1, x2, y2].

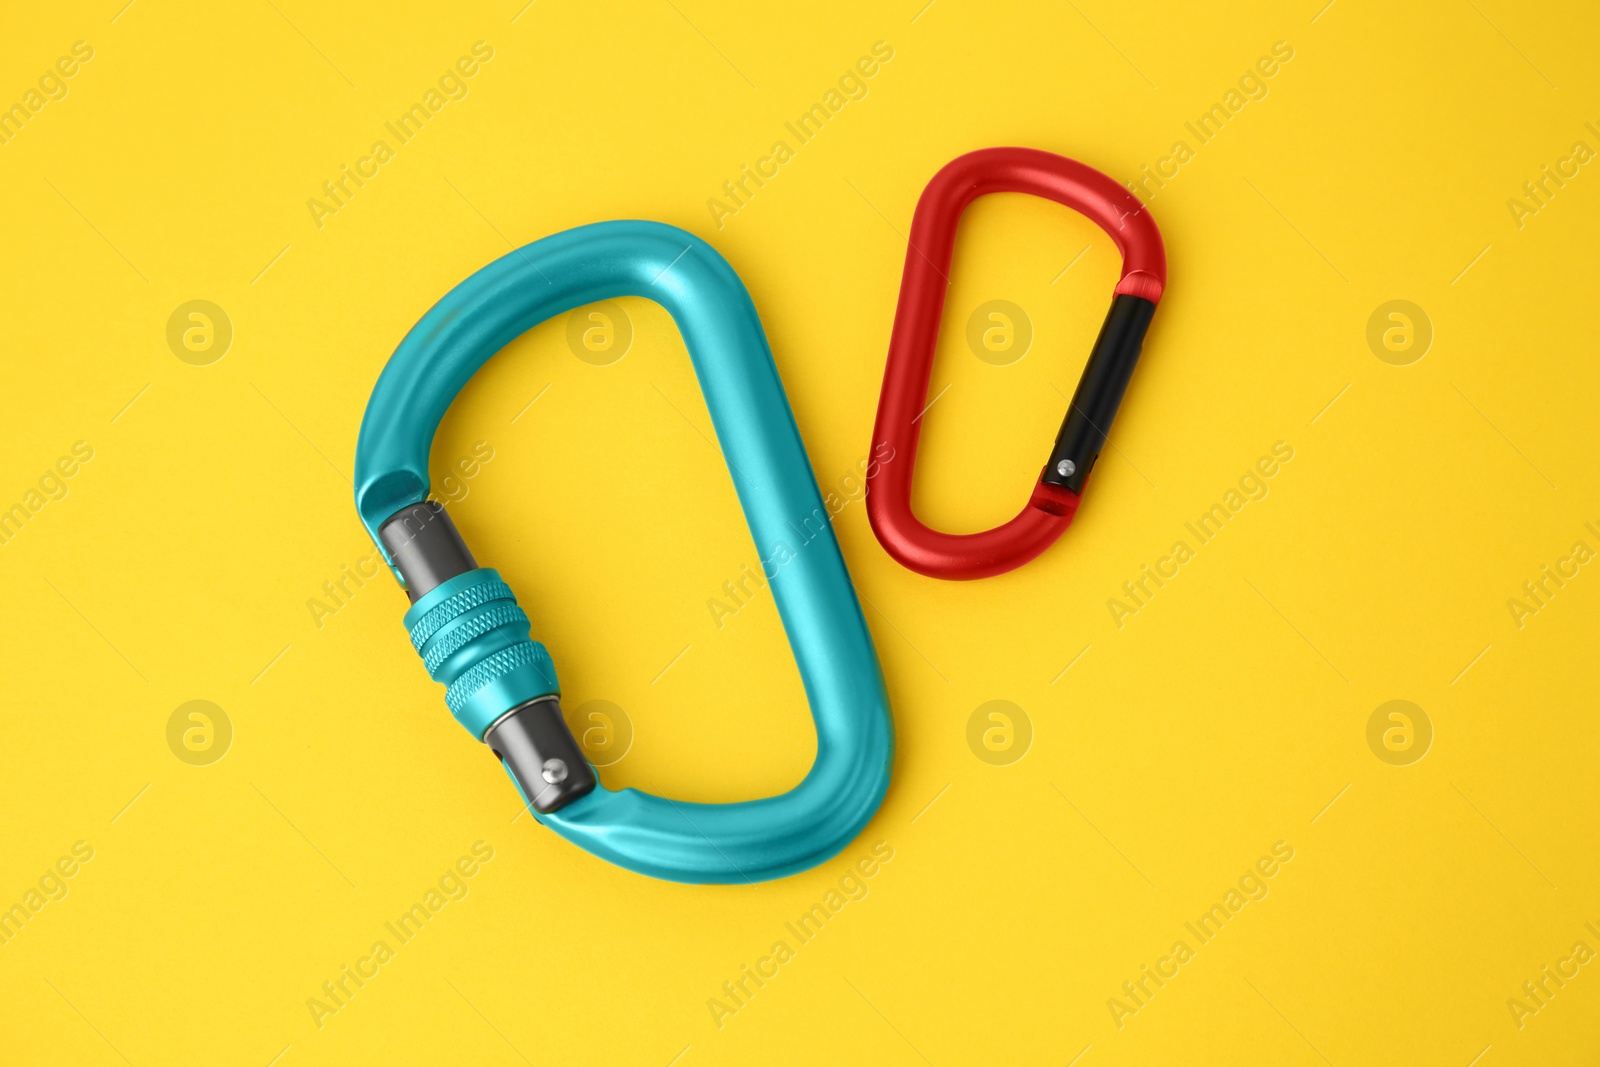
[[404, 568, 559, 739], [354, 220, 894, 884]]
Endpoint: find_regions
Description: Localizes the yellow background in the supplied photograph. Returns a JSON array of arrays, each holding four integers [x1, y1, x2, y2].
[[3, 0, 1597, 1063]]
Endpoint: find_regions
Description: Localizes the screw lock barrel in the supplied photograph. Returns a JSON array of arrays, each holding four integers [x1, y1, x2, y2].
[[1042, 294, 1157, 494], [382, 501, 594, 816]]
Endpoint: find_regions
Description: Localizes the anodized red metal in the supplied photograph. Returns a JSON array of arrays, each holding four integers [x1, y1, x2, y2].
[[866, 147, 1166, 580]]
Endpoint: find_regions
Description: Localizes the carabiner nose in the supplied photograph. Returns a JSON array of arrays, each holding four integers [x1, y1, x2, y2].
[[866, 147, 1167, 580]]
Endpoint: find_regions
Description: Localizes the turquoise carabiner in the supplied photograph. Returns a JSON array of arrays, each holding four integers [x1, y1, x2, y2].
[[354, 220, 894, 884]]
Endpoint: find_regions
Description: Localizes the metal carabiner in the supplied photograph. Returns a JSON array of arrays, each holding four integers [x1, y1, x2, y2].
[[867, 147, 1167, 580], [355, 220, 893, 884]]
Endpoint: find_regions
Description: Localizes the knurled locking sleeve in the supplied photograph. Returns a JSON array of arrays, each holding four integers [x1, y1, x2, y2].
[[408, 576, 516, 651], [402, 568, 560, 739]]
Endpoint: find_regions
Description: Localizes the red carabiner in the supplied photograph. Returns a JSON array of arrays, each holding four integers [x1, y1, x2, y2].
[[866, 147, 1167, 580]]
